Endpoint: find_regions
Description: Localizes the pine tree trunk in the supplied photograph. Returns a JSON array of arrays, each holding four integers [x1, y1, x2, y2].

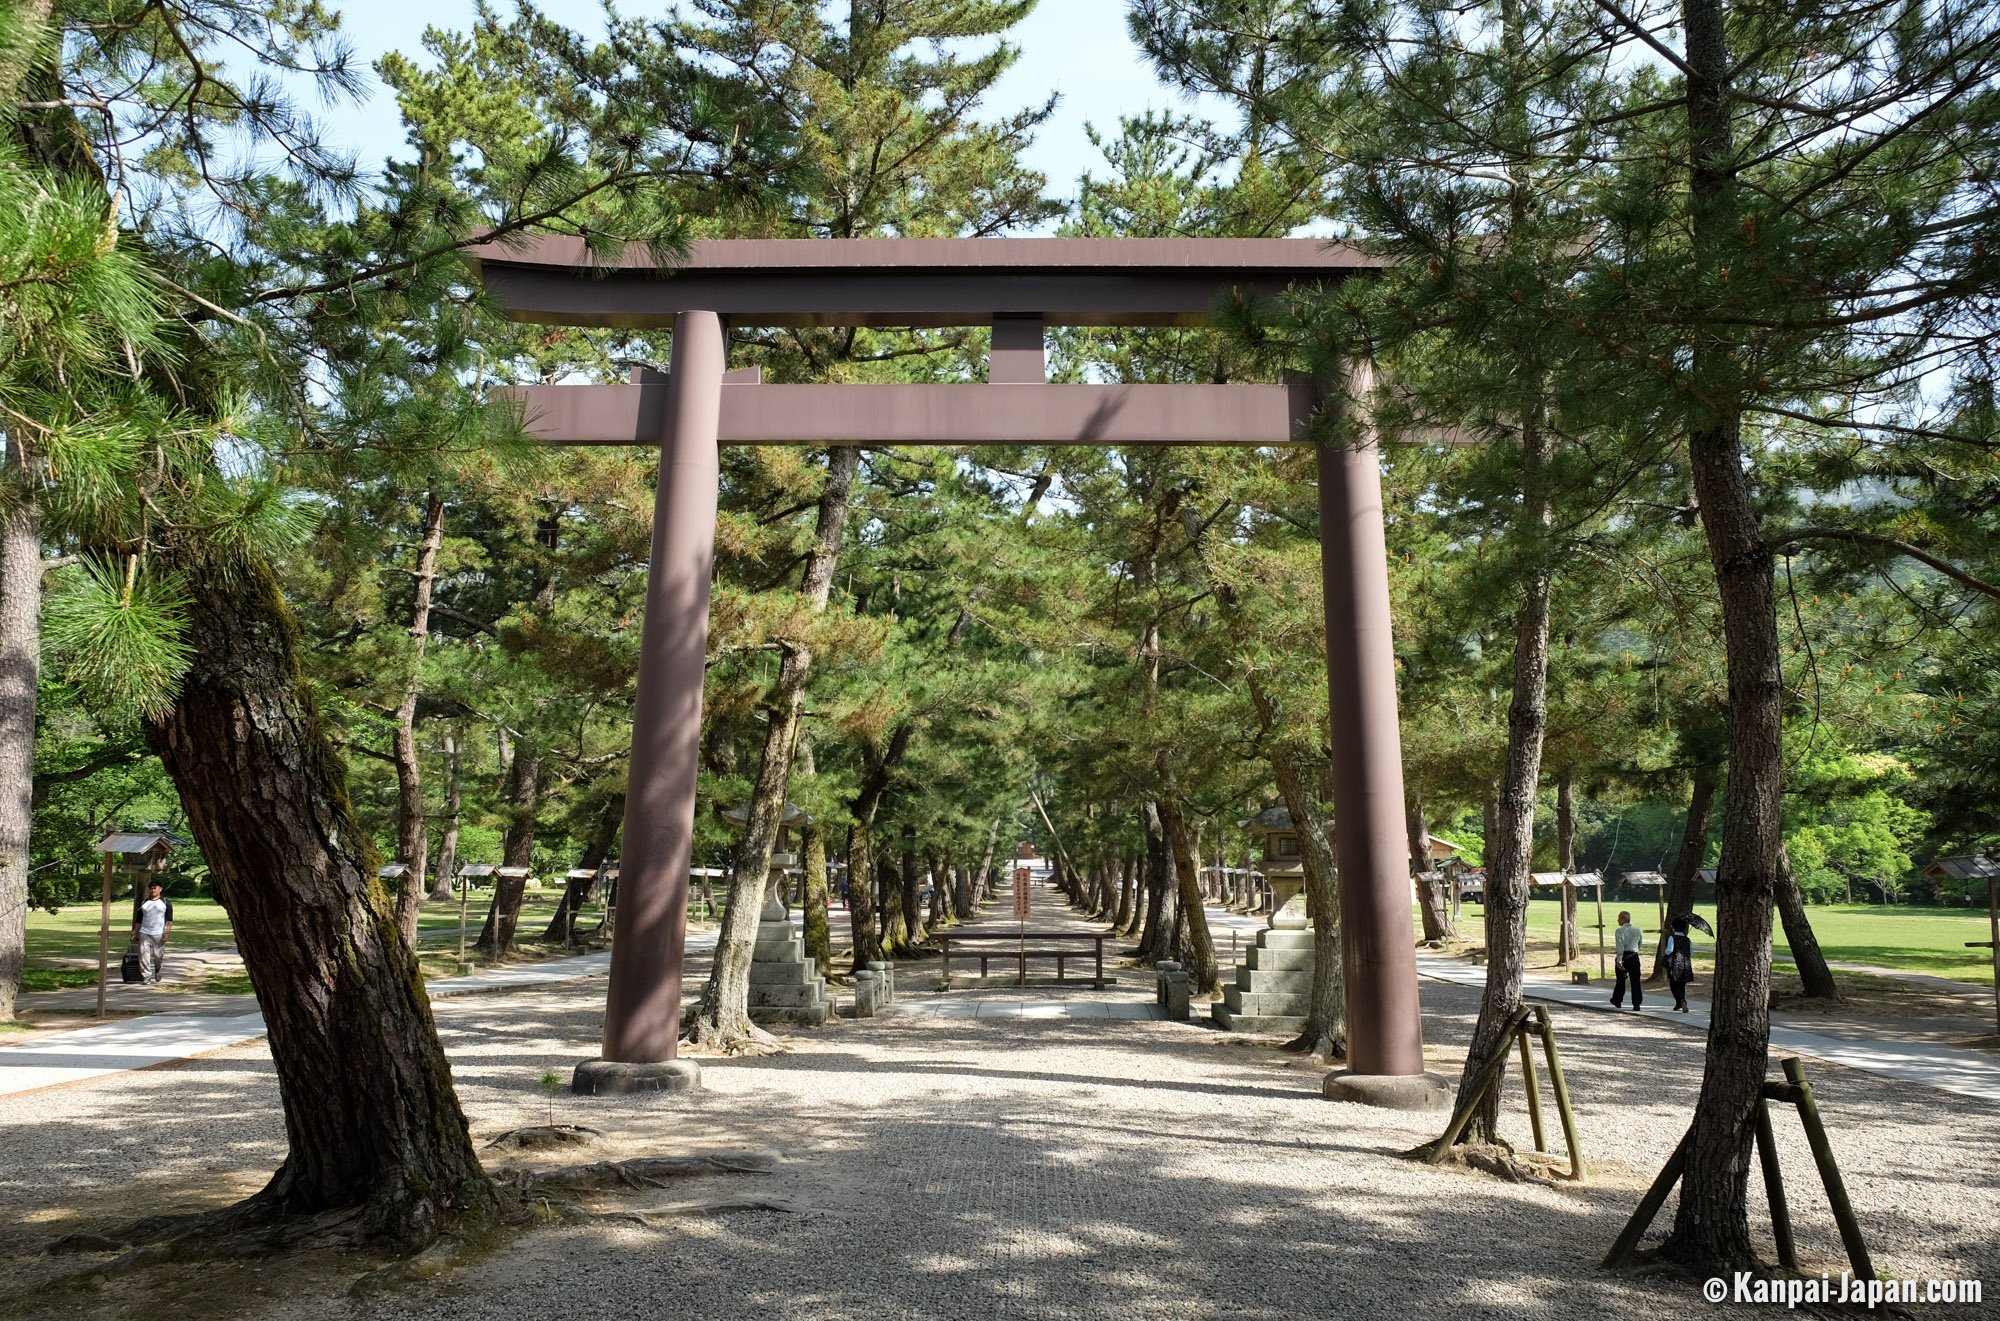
[[0, 477, 40, 1023], [1662, 0, 1784, 1267], [474, 738, 539, 959], [1455, 407, 1553, 1146], [925, 845, 948, 928], [1557, 771, 1578, 963], [846, 724, 909, 966], [1774, 848, 1841, 1000], [429, 731, 463, 902], [692, 446, 856, 1043], [1409, 787, 1452, 943], [145, 555, 493, 1243], [974, 817, 1001, 907], [845, 821, 882, 972], [899, 829, 923, 942], [390, 491, 444, 948], [1273, 752, 1347, 1058], [1653, 770, 1716, 980], [794, 735, 834, 978], [951, 859, 973, 921], [1156, 789, 1218, 993], [1136, 799, 1170, 960], [542, 793, 620, 942], [1113, 855, 1134, 930]]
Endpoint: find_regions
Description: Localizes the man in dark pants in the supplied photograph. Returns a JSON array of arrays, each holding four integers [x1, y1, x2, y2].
[[1610, 910, 1644, 1010]]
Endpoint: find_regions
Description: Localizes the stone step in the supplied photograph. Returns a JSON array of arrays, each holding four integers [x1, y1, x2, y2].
[[748, 961, 818, 987], [1211, 1005, 1308, 1034], [1255, 929, 1317, 952], [750, 1000, 832, 1028], [1245, 945, 1315, 973], [748, 981, 828, 1009], [753, 937, 806, 963], [1223, 985, 1311, 1016], [1235, 966, 1314, 994]]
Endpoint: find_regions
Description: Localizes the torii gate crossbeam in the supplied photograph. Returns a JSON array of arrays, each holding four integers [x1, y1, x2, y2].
[[470, 236, 1446, 1110]]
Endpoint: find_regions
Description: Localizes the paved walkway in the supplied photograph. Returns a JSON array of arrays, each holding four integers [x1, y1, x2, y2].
[[0, 945, 643, 1098], [1197, 900, 2000, 1103]]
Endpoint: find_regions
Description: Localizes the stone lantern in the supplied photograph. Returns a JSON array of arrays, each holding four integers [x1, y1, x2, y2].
[[718, 800, 829, 1027], [720, 800, 811, 921]]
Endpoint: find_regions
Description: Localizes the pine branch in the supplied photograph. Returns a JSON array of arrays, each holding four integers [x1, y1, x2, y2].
[[1768, 527, 2000, 601]]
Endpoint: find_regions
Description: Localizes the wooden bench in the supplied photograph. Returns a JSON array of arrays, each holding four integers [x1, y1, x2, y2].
[[938, 931, 1108, 989]]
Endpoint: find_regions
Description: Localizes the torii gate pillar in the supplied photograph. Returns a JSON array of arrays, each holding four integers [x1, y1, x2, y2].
[[1317, 364, 1447, 1106], [573, 310, 722, 1096]]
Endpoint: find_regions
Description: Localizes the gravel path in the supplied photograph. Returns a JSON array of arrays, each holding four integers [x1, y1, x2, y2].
[[1, 900, 1994, 1319]]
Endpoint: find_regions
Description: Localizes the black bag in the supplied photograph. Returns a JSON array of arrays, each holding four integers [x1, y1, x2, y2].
[[1665, 934, 1693, 983], [120, 940, 143, 984]]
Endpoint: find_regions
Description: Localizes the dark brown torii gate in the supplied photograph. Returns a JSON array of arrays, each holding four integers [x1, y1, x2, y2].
[[471, 235, 1446, 1108]]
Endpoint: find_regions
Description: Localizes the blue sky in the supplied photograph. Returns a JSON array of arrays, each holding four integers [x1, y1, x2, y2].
[[318, 0, 1231, 214]]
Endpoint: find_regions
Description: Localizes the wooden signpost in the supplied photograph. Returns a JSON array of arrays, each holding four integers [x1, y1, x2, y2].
[[1013, 866, 1030, 986]]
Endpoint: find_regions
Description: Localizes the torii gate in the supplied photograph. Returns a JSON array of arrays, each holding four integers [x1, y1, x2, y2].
[[470, 236, 1446, 1109]]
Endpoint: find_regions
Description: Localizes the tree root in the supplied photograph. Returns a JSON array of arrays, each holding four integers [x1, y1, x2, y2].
[[1281, 1027, 1347, 1061], [483, 1125, 603, 1152], [584, 1196, 816, 1225], [1401, 1136, 1560, 1183], [500, 1151, 778, 1199], [680, 1015, 786, 1055], [48, 1194, 387, 1282]]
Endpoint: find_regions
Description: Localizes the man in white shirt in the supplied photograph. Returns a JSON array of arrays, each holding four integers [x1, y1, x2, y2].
[[131, 882, 174, 986], [1610, 910, 1643, 1010]]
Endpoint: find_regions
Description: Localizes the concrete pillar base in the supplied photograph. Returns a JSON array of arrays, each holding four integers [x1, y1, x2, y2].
[[572, 1058, 702, 1097], [1321, 1069, 1451, 1112]]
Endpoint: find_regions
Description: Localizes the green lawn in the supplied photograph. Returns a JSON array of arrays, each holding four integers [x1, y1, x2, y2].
[[24, 889, 570, 964], [1458, 896, 1996, 986]]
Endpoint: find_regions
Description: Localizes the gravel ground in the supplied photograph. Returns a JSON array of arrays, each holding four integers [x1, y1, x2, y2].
[[0, 926, 1995, 1321]]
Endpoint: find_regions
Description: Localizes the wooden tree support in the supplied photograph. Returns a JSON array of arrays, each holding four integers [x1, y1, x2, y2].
[[1603, 1057, 1877, 1295], [1424, 1005, 1585, 1179]]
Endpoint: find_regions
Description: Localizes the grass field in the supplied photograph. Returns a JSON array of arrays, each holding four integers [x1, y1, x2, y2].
[[1468, 896, 1997, 985], [23, 890, 575, 964]]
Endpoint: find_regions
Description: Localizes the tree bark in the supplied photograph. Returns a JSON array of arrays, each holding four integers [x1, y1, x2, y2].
[[0, 456, 40, 1022], [844, 821, 882, 972], [145, 555, 493, 1243], [1774, 847, 1841, 1000], [925, 844, 949, 929], [474, 737, 539, 959], [429, 731, 464, 903], [1113, 854, 1134, 930], [801, 819, 832, 979], [1661, 0, 1785, 1265], [1409, 785, 1452, 943], [899, 827, 923, 943], [1277, 754, 1347, 1058], [542, 792, 621, 943], [1155, 788, 1218, 993], [973, 817, 1001, 907], [1454, 390, 1553, 1146], [1557, 770, 1578, 964], [692, 445, 857, 1047], [390, 491, 444, 948], [1136, 799, 1171, 961], [1653, 769, 1717, 980], [845, 722, 910, 969]]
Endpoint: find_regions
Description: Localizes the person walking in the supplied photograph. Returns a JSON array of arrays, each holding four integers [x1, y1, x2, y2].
[[1662, 915, 1695, 1011], [131, 881, 174, 985], [1610, 910, 1644, 1010]]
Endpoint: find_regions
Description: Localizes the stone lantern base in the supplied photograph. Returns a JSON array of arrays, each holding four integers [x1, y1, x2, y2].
[[744, 916, 832, 1027]]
